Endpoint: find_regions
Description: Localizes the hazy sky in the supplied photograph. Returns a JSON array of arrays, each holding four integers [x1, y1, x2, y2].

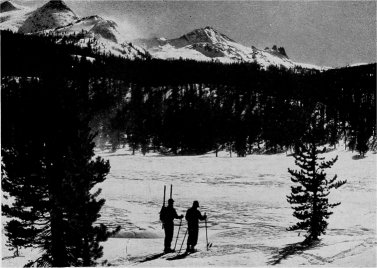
[[17, 0, 376, 67]]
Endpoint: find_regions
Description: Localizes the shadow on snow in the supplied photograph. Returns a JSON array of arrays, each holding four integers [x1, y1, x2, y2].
[[267, 240, 320, 265]]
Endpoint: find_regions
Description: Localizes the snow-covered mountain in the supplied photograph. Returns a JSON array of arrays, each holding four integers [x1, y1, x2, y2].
[[135, 26, 324, 70], [0, 1, 32, 32], [18, 0, 78, 33], [1, 1, 325, 68], [0, 0, 148, 59], [44, 15, 147, 59]]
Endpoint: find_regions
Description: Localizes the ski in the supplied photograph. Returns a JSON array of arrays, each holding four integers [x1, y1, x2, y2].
[[136, 251, 176, 263], [166, 250, 199, 261]]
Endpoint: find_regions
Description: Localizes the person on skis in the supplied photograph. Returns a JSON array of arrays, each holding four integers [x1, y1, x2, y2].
[[185, 200, 206, 253], [161, 198, 183, 253]]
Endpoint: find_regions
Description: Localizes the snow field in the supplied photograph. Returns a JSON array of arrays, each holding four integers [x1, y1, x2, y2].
[[2, 145, 376, 266], [94, 145, 376, 266]]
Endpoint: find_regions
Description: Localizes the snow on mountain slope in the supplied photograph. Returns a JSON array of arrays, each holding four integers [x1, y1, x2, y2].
[[171, 26, 236, 48], [18, 0, 78, 33], [53, 15, 126, 44], [46, 15, 148, 59], [0, 1, 32, 32], [347, 62, 371, 67], [0, 0, 148, 59], [136, 26, 325, 70]]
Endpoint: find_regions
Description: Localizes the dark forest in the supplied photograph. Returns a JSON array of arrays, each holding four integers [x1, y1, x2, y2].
[[2, 30, 376, 157]]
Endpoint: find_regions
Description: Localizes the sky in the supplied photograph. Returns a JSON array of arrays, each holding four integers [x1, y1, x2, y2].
[[16, 0, 376, 67]]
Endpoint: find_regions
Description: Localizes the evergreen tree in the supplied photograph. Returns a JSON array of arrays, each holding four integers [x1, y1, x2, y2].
[[2, 74, 117, 266], [287, 131, 347, 242], [3, 219, 33, 257]]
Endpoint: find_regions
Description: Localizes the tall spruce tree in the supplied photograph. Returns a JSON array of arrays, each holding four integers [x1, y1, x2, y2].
[[2, 73, 117, 266], [287, 132, 347, 242]]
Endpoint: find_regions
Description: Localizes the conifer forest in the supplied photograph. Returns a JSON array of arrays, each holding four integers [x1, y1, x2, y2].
[[2, 31, 375, 157]]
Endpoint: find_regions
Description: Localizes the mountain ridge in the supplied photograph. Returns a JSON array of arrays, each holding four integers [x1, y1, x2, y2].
[[1, 1, 325, 69], [134, 26, 323, 70]]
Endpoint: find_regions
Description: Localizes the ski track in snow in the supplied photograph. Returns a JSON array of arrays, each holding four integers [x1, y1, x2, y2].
[[2, 146, 376, 266]]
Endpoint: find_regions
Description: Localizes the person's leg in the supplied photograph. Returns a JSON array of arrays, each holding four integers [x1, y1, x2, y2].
[[167, 225, 174, 251], [186, 228, 192, 252], [191, 227, 199, 252], [164, 224, 174, 252], [164, 226, 170, 252]]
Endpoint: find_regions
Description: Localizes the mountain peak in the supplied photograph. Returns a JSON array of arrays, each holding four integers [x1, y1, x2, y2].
[[180, 26, 235, 44], [41, 0, 72, 13], [0, 1, 19, 12], [18, 0, 78, 33]]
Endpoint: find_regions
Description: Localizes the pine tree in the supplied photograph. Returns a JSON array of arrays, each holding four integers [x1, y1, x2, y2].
[[3, 219, 34, 257], [287, 135, 347, 242], [2, 74, 117, 266]]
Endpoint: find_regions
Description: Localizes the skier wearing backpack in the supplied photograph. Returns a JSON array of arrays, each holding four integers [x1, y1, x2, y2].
[[185, 200, 206, 253], [161, 198, 183, 253]]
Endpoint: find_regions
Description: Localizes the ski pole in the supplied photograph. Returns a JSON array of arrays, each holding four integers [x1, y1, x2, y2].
[[205, 213, 208, 251], [170, 184, 172, 199], [163, 185, 166, 206], [173, 218, 182, 251], [179, 229, 188, 253], [161, 185, 166, 229]]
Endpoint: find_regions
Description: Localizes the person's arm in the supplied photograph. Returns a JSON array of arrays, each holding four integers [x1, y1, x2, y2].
[[185, 209, 190, 221], [198, 210, 207, 221], [174, 209, 184, 219]]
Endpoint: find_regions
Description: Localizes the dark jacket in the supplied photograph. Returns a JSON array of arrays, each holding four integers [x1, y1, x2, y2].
[[161, 205, 181, 225], [185, 207, 206, 229]]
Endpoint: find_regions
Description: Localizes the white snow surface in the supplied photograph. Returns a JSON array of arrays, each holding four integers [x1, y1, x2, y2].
[[346, 63, 371, 68], [2, 144, 376, 266]]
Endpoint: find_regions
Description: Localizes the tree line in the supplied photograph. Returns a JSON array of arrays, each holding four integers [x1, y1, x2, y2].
[[2, 30, 375, 158]]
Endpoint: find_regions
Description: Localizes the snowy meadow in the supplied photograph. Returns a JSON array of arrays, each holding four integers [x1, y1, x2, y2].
[[95, 146, 376, 266], [2, 145, 376, 266]]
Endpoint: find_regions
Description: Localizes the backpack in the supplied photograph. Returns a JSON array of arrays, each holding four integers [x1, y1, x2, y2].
[[160, 206, 167, 222]]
